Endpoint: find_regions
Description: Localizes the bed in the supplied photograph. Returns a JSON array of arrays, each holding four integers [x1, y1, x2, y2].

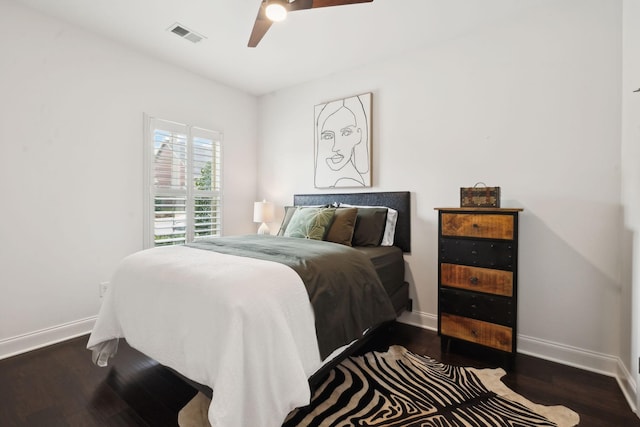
[[87, 191, 411, 427]]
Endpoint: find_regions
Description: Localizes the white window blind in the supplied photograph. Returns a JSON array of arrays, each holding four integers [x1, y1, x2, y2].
[[144, 115, 223, 248]]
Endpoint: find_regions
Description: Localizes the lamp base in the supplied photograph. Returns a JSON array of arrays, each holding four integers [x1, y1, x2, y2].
[[257, 222, 270, 235]]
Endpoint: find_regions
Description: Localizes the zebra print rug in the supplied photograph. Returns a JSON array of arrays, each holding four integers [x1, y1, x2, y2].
[[178, 345, 579, 427]]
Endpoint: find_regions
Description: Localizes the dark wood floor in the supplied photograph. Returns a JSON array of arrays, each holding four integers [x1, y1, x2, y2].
[[0, 323, 637, 426]]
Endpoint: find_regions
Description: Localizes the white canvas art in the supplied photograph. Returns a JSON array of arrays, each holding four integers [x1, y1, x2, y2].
[[314, 93, 372, 188]]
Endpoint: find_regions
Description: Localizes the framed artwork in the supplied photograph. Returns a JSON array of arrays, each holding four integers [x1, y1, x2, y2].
[[314, 92, 372, 188]]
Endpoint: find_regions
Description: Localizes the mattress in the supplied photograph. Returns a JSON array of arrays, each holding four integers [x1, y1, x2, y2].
[[355, 245, 405, 295]]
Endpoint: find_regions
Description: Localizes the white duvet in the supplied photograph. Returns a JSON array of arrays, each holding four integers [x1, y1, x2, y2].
[[87, 245, 326, 427]]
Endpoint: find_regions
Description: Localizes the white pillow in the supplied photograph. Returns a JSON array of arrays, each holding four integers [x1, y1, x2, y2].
[[339, 203, 398, 247]]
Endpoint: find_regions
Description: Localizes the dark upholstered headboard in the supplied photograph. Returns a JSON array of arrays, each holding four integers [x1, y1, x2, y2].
[[293, 191, 411, 253]]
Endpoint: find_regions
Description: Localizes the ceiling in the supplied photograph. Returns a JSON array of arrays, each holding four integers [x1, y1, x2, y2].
[[12, 0, 549, 96]]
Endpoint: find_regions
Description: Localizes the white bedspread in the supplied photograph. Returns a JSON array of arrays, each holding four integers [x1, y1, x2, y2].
[[87, 245, 324, 427]]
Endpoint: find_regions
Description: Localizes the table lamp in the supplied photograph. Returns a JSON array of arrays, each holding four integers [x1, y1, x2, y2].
[[253, 200, 275, 235]]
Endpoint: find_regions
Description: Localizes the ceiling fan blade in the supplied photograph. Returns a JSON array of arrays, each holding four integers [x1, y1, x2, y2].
[[248, 5, 273, 47], [289, 0, 372, 12], [288, 0, 313, 11], [309, 0, 373, 9], [248, 0, 372, 47]]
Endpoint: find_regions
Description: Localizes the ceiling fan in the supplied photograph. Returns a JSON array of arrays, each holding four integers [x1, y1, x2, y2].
[[248, 0, 374, 47]]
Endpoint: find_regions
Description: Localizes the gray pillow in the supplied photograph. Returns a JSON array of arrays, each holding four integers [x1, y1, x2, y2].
[[352, 207, 388, 246], [325, 207, 358, 246], [284, 207, 336, 240]]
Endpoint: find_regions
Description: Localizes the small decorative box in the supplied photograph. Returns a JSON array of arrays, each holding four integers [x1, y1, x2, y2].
[[460, 182, 501, 208]]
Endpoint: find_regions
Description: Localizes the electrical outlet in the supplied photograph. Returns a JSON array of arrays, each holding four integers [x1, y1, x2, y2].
[[99, 281, 110, 298]]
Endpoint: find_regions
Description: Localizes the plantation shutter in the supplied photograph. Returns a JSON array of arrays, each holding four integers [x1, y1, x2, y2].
[[145, 116, 223, 248], [191, 127, 222, 241]]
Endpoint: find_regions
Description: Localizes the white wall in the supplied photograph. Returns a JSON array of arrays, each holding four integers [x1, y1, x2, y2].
[[621, 0, 640, 412], [258, 0, 624, 373], [0, 0, 258, 356]]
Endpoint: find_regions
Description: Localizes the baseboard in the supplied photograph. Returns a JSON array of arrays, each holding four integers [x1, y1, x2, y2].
[[517, 333, 621, 376], [616, 357, 638, 414], [397, 309, 437, 331], [519, 334, 639, 415], [0, 316, 96, 361]]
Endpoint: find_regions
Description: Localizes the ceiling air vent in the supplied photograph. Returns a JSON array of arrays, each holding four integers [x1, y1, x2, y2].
[[167, 23, 205, 44]]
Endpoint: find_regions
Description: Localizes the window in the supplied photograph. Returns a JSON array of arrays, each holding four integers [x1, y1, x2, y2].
[[144, 115, 223, 247]]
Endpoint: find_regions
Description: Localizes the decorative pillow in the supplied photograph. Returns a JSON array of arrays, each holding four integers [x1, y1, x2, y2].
[[284, 207, 336, 240], [325, 207, 358, 246], [351, 207, 388, 247], [277, 206, 298, 236], [277, 205, 328, 236], [340, 203, 398, 246]]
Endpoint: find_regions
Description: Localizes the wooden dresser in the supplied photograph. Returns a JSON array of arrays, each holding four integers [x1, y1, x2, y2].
[[435, 207, 523, 357]]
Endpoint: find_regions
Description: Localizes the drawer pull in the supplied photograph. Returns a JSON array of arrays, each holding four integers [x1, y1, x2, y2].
[[469, 276, 479, 285], [471, 329, 478, 337], [471, 250, 478, 255], [472, 223, 479, 228]]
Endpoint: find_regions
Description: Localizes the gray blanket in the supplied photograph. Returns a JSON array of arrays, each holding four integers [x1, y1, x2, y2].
[[187, 235, 396, 359]]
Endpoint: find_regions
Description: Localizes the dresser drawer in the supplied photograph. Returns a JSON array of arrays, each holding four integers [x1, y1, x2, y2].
[[440, 238, 514, 270], [440, 313, 513, 352], [441, 213, 514, 240], [440, 263, 513, 296], [439, 288, 514, 326]]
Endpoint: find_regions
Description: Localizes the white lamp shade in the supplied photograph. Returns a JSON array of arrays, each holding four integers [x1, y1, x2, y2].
[[253, 201, 275, 223]]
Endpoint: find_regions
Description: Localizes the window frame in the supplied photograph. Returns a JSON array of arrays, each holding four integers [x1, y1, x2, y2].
[[143, 114, 223, 248]]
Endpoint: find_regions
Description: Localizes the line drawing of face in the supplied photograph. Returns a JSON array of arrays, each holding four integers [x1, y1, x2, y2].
[[321, 106, 362, 172], [314, 94, 370, 188]]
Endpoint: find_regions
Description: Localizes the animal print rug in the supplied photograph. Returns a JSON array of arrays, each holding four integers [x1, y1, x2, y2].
[[178, 345, 580, 427]]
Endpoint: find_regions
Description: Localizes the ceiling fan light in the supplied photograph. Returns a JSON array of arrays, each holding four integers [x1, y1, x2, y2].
[[265, 1, 287, 22]]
